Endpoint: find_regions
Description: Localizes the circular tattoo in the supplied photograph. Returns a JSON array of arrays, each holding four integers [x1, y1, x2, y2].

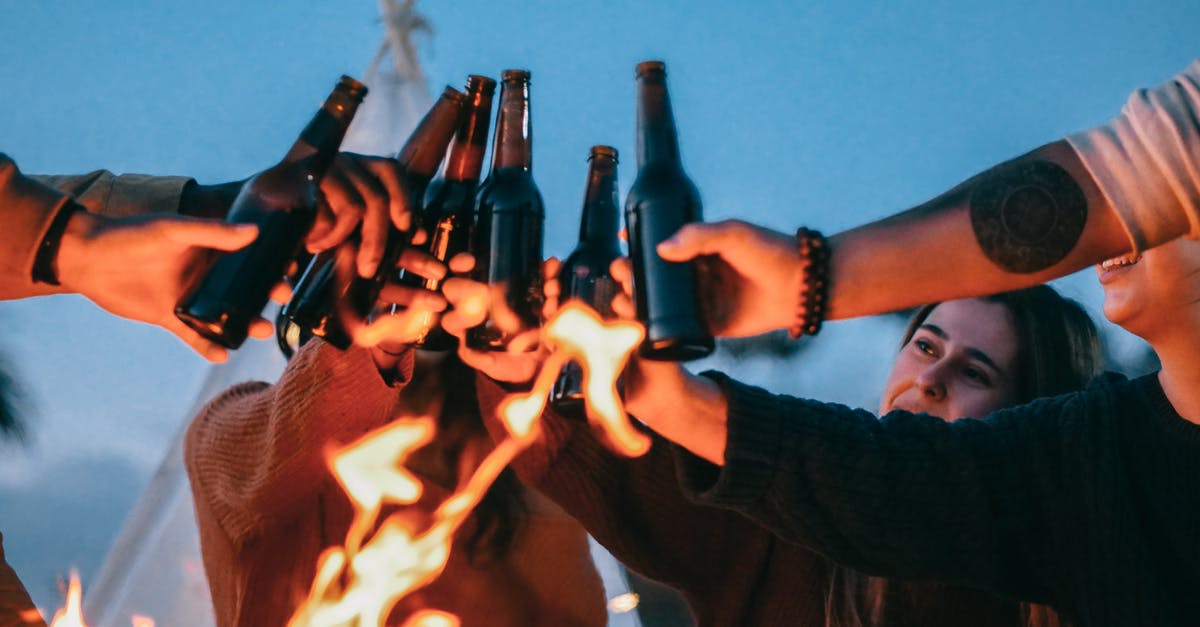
[[969, 160, 1087, 273]]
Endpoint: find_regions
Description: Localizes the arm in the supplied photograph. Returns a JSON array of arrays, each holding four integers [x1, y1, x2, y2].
[[474, 374, 820, 623], [659, 60, 1200, 334], [184, 340, 413, 544], [673, 372, 1087, 604]]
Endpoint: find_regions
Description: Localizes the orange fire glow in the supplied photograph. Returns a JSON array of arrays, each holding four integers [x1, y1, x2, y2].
[[46, 571, 154, 627], [289, 300, 646, 626], [48, 571, 85, 627]]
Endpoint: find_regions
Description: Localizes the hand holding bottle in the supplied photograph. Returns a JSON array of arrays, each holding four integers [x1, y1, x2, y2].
[[440, 252, 552, 387], [341, 227, 451, 349], [308, 152, 419, 279], [656, 219, 806, 338], [609, 256, 728, 464], [56, 209, 268, 362]]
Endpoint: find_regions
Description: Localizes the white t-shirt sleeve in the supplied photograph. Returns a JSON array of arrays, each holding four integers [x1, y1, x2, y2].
[[1066, 59, 1200, 253]]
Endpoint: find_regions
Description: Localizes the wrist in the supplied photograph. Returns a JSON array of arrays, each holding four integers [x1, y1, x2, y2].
[[180, 180, 242, 219], [38, 203, 100, 290], [786, 228, 830, 338]]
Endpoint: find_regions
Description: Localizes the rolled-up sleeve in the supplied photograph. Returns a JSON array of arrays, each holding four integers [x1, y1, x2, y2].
[[1067, 59, 1200, 252], [0, 152, 193, 298]]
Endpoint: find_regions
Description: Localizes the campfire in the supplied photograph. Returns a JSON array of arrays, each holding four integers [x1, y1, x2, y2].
[[287, 301, 645, 626]]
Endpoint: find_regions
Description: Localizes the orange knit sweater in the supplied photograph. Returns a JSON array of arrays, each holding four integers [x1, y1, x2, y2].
[[184, 341, 607, 627]]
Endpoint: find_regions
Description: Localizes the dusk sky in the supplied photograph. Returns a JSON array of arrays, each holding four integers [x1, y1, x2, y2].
[[1, 0, 1197, 617]]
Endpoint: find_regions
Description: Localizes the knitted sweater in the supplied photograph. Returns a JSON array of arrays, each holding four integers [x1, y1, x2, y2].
[[474, 376, 1021, 627], [184, 342, 607, 627], [678, 372, 1200, 627]]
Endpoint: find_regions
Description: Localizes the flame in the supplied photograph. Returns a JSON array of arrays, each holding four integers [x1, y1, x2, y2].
[[400, 610, 460, 627], [46, 571, 153, 627], [608, 592, 640, 614], [289, 300, 647, 626], [48, 571, 85, 627]]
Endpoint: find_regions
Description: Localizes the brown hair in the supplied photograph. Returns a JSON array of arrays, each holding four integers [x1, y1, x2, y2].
[[397, 351, 527, 563], [900, 285, 1102, 403], [827, 285, 1100, 627]]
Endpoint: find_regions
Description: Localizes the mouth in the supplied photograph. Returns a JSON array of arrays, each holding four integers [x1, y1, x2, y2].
[[1096, 252, 1141, 283]]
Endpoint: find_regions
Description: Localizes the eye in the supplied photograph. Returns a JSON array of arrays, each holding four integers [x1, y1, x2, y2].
[[913, 338, 937, 356], [963, 366, 992, 386]]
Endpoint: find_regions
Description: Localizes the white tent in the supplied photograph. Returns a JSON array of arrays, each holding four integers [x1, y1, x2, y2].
[[82, 2, 641, 624]]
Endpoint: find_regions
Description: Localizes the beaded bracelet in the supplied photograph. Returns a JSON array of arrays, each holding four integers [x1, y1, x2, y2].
[[32, 200, 84, 286], [789, 227, 830, 339]]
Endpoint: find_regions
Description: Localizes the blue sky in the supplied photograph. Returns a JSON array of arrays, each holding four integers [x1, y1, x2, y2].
[[1, 0, 1196, 615]]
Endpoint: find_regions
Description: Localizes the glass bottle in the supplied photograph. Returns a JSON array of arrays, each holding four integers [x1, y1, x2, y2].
[[625, 61, 714, 361], [176, 75, 366, 349], [466, 70, 545, 351], [550, 145, 623, 418]]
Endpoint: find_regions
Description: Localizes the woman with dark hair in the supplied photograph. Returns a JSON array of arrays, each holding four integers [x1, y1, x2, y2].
[[447, 274, 1100, 626], [184, 335, 608, 627]]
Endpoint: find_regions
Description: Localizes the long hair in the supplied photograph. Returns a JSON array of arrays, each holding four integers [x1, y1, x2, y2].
[[827, 285, 1101, 627], [396, 351, 527, 563]]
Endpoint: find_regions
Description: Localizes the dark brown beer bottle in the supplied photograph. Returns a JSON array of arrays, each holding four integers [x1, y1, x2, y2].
[[550, 146, 623, 418], [282, 86, 466, 347], [176, 75, 367, 349], [625, 61, 714, 361], [466, 70, 544, 351], [404, 75, 496, 351], [281, 247, 348, 347]]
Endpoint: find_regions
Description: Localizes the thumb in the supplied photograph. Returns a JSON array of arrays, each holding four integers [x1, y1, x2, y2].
[[162, 218, 260, 251], [656, 221, 743, 262]]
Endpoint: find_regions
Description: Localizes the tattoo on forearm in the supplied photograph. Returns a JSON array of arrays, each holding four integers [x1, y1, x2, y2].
[[969, 160, 1087, 273]]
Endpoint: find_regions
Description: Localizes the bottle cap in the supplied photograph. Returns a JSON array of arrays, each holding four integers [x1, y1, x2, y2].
[[501, 69, 531, 83], [588, 145, 618, 162], [635, 61, 667, 78]]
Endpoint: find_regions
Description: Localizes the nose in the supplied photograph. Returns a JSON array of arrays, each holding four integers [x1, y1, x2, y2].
[[914, 361, 949, 402]]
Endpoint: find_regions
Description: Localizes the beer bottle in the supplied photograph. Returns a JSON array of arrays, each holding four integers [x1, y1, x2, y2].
[[283, 86, 466, 347], [405, 75, 496, 350], [550, 146, 622, 418], [625, 61, 714, 361], [176, 75, 366, 349], [466, 70, 544, 351]]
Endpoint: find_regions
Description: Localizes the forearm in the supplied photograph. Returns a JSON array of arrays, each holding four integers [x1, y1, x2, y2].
[[678, 373, 1068, 601], [474, 375, 758, 596], [185, 341, 411, 542], [622, 361, 729, 465], [826, 141, 1135, 319]]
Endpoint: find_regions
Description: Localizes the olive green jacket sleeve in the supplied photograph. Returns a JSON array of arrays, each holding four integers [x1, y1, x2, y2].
[[0, 152, 191, 299]]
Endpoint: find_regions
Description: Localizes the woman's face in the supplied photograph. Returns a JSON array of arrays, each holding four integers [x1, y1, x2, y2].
[[880, 299, 1020, 422], [1098, 237, 1200, 339]]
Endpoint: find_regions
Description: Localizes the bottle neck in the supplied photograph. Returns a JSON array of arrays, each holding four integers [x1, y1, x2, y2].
[[396, 87, 466, 188], [579, 154, 621, 249], [635, 74, 682, 167], [491, 78, 532, 172], [446, 83, 494, 183], [283, 79, 365, 180]]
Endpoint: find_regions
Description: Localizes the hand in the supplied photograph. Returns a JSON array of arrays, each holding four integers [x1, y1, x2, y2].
[[440, 254, 553, 386], [608, 256, 730, 463], [656, 219, 803, 337], [608, 257, 701, 420], [307, 153, 417, 279], [332, 229, 450, 350], [56, 210, 269, 362]]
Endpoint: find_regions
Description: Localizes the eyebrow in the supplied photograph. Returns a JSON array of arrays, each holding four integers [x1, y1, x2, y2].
[[919, 323, 1005, 375]]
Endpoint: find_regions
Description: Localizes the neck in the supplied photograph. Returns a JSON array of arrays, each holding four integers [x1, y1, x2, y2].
[[1146, 308, 1200, 424]]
